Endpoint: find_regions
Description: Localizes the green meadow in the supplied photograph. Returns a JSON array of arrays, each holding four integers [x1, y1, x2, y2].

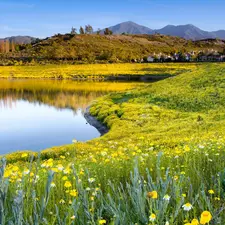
[[0, 63, 196, 79], [0, 63, 225, 225]]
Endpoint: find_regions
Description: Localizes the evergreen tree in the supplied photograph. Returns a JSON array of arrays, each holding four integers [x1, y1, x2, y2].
[[10, 41, 15, 52], [5, 40, 10, 53], [104, 28, 113, 35], [79, 26, 85, 34], [0, 40, 5, 53], [96, 28, 101, 35], [85, 25, 93, 34], [71, 27, 77, 35]]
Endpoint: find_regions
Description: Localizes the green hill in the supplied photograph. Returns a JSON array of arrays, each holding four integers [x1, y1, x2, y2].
[[3, 34, 225, 64], [89, 63, 225, 144]]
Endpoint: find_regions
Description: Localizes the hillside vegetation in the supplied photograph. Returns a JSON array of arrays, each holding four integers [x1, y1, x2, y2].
[[2, 34, 225, 64], [1, 63, 225, 224], [90, 63, 225, 143]]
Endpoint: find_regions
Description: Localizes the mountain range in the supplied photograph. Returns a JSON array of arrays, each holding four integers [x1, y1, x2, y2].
[[0, 36, 36, 44], [1, 22, 225, 43], [105, 21, 225, 40]]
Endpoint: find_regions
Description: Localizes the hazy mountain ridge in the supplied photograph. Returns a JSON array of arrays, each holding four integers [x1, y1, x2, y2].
[[104, 22, 225, 40], [0, 36, 37, 44]]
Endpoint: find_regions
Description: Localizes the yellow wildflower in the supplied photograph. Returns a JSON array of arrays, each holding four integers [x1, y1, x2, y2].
[[30, 172, 34, 177], [147, 191, 158, 199], [12, 166, 19, 172], [51, 168, 59, 173], [184, 145, 190, 152], [200, 211, 212, 224], [4, 170, 11, 178], [70, 189, 78, 197], [62, 176, 68, 181], [79, 169, 84, 175], [64, 167, 71, 174], [64, 181, 72, 188], [208, 190, 214, 195], [98, 219, 106, 224], [89, 207, 94, 213], [45, 158, 54, 168], [21, 153, 28, 158], [191, 219, 199, 225]]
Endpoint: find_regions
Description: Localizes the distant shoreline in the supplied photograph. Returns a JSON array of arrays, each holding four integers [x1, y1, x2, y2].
[[0, 63, 197, 79]]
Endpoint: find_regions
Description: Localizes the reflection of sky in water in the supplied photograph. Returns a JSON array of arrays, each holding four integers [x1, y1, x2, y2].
[[0, 99, 100, 154]]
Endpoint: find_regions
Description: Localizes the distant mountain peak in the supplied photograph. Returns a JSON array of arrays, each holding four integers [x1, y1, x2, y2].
[[120, 21, 143, 26], [121, 21, 136, 24], [182, 24, 196, 27], [105, 21, 153, 35]]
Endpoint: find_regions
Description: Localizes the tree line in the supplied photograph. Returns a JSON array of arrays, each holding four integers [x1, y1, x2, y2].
[[0, 24, 113, 54], [70, 25, 113, 35], [0, 40, 16, 53]]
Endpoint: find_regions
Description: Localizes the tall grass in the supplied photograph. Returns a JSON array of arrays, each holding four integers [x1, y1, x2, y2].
[[1, 140, 225, 224]]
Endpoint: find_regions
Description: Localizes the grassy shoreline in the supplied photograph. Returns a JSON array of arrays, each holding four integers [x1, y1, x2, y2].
[[3, 62, 225, 166]]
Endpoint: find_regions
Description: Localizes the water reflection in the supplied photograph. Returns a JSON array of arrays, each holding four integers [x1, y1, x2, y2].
[[0, 79, 143, 153]]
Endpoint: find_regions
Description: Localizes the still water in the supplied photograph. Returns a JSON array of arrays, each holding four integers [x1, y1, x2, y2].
[[0, 79, 143, 153]]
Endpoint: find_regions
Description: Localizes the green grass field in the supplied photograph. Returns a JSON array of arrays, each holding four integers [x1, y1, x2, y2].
[[0, 63, 225, 224]]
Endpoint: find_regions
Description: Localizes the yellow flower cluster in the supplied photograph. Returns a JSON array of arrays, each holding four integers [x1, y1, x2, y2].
[[184, 211, 212, 225]]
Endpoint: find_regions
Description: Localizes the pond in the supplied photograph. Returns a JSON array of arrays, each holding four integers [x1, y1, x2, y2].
[[0, 79, 144, 153]]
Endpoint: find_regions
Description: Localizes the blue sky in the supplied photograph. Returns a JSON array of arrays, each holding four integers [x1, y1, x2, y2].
[[0, 0, 224, 38]]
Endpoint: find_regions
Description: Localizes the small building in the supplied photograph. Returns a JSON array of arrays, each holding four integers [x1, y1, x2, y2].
[[147, 56, 154, 62], [207, 53, 222, 61], [174, 53, 179, 61], [198, 53, 224, 62], [198, 55, 208, 61], [185, 53, 191, 61]]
